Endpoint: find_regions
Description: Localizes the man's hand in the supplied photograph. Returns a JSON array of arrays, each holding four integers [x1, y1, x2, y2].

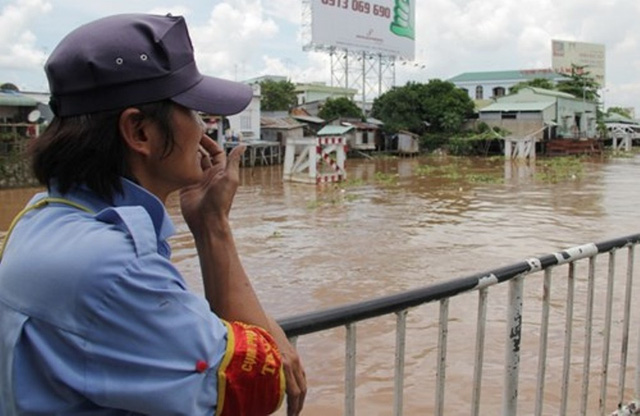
[[268, 317, 307, 416], [180, 136, 245, 234]]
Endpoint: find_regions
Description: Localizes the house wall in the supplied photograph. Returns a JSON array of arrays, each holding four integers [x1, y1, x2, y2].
[[477, 115, 546, 140], [352, 129, 377, 150], [261, 127, 303, 146], [397, 133, 419, 154], [228, 83, 261, 140], [556, 98, 598, 138], [456, 79, 523, 100]]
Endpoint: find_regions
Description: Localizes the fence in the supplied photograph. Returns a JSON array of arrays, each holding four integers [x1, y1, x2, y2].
[[278, 233, 640, 415]]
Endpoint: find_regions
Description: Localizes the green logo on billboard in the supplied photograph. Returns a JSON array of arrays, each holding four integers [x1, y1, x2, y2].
[[390, 0, 414, 40]]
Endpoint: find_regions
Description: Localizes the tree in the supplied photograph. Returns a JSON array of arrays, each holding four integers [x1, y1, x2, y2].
[[318, 97, 363, 120], [371, 80, 475, 134], [509, 78, 555, 94], [259, 79, 297, 111], [606, 106, 633, 119], [555, 64, 600, 102]]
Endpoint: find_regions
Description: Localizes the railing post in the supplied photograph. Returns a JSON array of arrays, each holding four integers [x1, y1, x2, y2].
[[535, 269, 552, 416], [580, 256, 596, 415], [435, 298, 450, 416], [560, 262, 576, 415], [599, 250, 616, 416], [393, 310, 408, 416], [503, 276, 524, 416], [471, 288, 488, 416], [618, 245, 635, 404], [345, 323, 357, 416]]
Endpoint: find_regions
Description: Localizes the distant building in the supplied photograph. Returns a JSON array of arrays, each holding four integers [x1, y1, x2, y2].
[[226, 82, 261, 141], [449, 69, 565, 103], [478, 87, 598, 139], [260, 113, 305, 146], [295, 83, 358, 106]]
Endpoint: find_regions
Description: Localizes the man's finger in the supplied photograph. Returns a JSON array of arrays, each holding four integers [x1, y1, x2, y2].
[[225, 144, 246, 173]]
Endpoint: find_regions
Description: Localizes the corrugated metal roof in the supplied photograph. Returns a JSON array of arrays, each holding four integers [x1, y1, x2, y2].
[[479, 101, 555, 112], [291, 114, 325, 124], [0, 91, 38, 107], [260, 116, 304, 130], [317, 125, 354, 135], [449, 69, 561, 83]]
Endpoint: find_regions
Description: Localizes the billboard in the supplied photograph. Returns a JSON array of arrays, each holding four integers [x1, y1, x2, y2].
[[552, 40, 606, 87], [310, 0, 415, 60]]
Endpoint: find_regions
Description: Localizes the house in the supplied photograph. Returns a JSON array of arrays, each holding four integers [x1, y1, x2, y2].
[[449, 69, 565, 103], [326, 118, 380, 152], [478, 87, 598, 140], [290, 107, 326, 136], [0, 89, 39, 123], [226, 82, 261, 141], [295, 83, 358, 106], [603, 113, 640, 147], [396, 130, 420, 155], [260, 113, 305, 146], [317, 124, 355, 146]]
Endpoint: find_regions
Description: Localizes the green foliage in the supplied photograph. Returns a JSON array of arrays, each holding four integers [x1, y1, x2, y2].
[[371, 79, 475, 135], [420, 133, 449, 152], [509, 78, 555, 94], [555, 64, 600, 101], [414, 158, 503, 184], [259, 79, 297, 111], [535, 156, 584, 183], [318, 97, 363, 120], [606, 106, 633, 119]]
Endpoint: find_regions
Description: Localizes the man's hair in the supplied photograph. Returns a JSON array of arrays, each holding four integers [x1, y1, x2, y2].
[[30, 100, 176, 201]]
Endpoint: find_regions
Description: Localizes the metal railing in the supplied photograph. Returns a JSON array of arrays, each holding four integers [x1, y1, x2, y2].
[[278, 233, 640, 415]]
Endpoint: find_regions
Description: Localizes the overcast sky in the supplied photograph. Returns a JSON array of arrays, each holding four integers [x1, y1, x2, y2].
[[0, 0, 638, 114]]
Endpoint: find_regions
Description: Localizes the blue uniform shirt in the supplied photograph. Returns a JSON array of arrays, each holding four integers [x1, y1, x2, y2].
[[0, 179, 228, 415]]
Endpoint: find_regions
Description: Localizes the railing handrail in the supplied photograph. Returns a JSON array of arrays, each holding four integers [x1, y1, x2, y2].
[[278, 233, 640, 337]]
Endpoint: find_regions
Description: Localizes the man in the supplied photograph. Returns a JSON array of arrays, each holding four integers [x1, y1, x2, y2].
[[0, 13, 306, 415]]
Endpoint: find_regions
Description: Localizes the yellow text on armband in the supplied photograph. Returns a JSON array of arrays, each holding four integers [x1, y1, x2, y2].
[[241, 328, 258, 372]]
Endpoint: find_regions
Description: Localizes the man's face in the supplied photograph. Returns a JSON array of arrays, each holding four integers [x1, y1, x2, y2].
[[146, 105, 209, 197]]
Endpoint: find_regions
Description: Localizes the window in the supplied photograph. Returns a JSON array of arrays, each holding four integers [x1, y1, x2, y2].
[[241, 110, 252, 130], [493, 87, 506, 98], [475, 85, 483, 100]]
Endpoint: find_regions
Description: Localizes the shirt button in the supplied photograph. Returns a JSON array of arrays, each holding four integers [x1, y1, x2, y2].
[[195, 360, 208, 373]]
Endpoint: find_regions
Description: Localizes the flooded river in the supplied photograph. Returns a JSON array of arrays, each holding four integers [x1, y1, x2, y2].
[[1, 154, 639, 414]]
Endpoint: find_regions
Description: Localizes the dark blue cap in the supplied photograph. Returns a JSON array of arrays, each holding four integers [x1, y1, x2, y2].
[[45, 13, 253, 117]]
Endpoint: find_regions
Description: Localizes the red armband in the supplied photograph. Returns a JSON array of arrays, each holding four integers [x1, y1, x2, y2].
[[216, 321, 285, 416]]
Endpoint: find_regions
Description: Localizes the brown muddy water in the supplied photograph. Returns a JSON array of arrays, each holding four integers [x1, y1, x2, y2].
[[2, 154, 640, 415]]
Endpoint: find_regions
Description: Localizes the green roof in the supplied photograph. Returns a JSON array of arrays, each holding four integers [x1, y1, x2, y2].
[[521, 87, 576, 99], [449, 69, 562, 83], [479, 101, 555, 112], [604, 113, 639, 124], [295, 83, 358, 95], [0, 91, 38, 107], [317, 125, 354, 135]]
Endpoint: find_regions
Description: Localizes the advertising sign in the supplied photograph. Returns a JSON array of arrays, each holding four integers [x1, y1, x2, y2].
[[310, 0, 415, 60], [552, 40, 606, 86]]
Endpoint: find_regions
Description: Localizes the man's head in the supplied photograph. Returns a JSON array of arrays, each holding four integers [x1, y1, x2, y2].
[[33, 14, 251, 201], [45, 13, 252, 117]]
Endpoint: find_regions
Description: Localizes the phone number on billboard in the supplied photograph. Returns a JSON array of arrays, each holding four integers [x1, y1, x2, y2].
[[320, 0, 392, 18]]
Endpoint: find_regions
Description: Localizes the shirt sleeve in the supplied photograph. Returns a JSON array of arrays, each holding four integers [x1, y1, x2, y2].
[[80, 251, 229, 416]]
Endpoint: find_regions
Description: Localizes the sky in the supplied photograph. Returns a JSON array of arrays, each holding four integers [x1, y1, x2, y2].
[[0, 0, 638, 114]]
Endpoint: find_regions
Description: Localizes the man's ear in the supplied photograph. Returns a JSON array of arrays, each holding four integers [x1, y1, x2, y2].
[[119, 108, 152, 156]]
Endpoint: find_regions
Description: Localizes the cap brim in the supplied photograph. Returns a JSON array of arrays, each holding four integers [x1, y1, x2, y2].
[[171, 75, 253, 116]]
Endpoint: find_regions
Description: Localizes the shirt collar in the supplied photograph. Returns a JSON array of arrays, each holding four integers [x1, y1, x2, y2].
[[47, 178, 175, 242]]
